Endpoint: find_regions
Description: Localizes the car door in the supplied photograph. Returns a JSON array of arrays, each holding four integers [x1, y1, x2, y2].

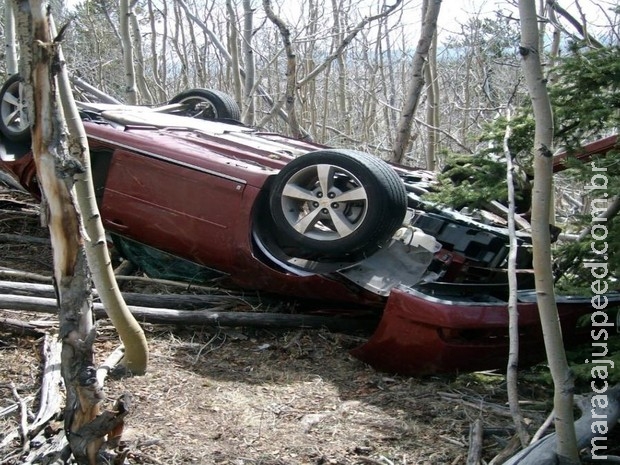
[[100, 147, 247, 272]]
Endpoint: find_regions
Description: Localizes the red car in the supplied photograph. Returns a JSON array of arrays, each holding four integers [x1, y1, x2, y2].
[[0, 74, 616, 374]]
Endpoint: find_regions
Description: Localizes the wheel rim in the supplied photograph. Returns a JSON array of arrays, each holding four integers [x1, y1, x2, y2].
[[1, 80, 29, 134], [177, 96, 217, 119], [279, 163, 369, 241]]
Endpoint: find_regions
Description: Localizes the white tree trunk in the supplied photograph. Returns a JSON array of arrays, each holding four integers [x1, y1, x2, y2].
[[4, 2, 18, 75], [120, 0, 138, 104], [391, 0, 441, 164], [518, 1, 578, 463]]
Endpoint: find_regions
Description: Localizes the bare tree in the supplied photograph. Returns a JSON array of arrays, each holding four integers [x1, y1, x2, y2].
[[503, 110, 530, 448], [424, 30, 439, 170], [13, 1, 138, 461], [518, 0, 579, 463], [391, 0, 441, 164], [226, 0, 243, 107], [4, 1, 18, 75], [263, 0, 304, 138], [120, 0, 138, 104], [241, 0, 256, 125], [129, 0, 153, 104]]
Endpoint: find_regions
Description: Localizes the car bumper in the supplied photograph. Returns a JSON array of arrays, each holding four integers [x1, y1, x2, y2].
[[351, 286, 609, 375]]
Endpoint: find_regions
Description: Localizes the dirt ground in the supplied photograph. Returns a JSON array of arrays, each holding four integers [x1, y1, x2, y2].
[[0, 186, 617, 465]]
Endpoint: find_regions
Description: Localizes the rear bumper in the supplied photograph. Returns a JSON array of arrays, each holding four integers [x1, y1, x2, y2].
[[351, 286, 608, 375]]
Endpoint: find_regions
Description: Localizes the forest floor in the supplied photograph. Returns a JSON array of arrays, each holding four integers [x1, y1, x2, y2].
[[0, 186, 618, 465]]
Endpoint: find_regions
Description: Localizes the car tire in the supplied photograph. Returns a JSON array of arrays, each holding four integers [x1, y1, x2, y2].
[[269, 149, 407, 261], [0, 74, 31, 142], [169, 88, 241, 121]]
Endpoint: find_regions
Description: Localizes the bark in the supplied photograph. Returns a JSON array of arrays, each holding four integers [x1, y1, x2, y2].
[[119, 0, 137, 104], [391, 0, 441, 164], [147, 0, 165, 101], [518, 1, 578, 463]]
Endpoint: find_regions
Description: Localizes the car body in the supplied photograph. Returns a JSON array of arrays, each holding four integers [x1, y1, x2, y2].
[[1, 75, 617, 375]]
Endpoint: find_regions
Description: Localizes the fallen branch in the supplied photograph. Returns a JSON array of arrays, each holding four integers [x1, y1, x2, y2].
[[0, 335, 63, 451], [0, 280, 265, 309], [0, 233, 50, 245], [466, 419, 484, 465], [0, 294, 377, 332], [0, 316, 50, 336]]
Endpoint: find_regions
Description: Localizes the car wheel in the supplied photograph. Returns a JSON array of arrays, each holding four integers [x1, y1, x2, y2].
[[0, 74, 31, 142], [269, 149, 407, 261], [169, 89, 241, 121]]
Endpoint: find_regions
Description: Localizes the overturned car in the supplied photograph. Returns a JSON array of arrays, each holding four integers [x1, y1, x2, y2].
[[1, 74, 617, 375]]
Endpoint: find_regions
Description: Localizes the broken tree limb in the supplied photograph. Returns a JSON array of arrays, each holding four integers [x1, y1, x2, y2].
[[503, 385, 620, 464], [0, 334, 62, 451], [466, 418, 484, 465], [0, 294, 377, 332]]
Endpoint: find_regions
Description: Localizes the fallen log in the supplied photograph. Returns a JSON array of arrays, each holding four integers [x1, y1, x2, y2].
[[0, 294, 377, 332], [0, 280, 266, 309], [503, 384, 620, 464], [0, 316, 50, 336], [0, 233, 50, 245], [466, 418, 484, 465]]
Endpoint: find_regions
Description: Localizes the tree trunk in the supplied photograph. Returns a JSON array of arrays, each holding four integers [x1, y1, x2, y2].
[[120, 0, 138, 104], [241, 0, 256, 125], [391, 0, 441, 164], [15, 1, 104, 462], [518, 1, 578, 463], [424, 31, 439, 171], [226, 0, 243, 107], [129, 0, 153, 104], [147, 0, 166, 102], [4, 2, 18, 75], [263, 0, 305, 139], [54, 30, 149, 374]]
